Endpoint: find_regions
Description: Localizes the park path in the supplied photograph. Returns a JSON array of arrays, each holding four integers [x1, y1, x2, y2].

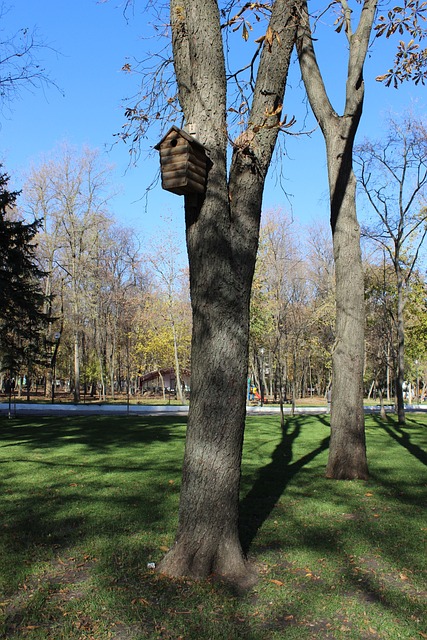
[[1, 401, 425, 417]]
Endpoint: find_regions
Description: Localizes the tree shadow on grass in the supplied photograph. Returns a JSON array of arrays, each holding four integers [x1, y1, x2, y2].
[[0, 415, 187, 600], [370, 414, 427, 467], [239, 416, 330, 554], [0, 415, 187, 451]]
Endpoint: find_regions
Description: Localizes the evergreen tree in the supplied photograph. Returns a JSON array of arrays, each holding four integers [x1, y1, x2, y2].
[[0, 166, 49, 379]]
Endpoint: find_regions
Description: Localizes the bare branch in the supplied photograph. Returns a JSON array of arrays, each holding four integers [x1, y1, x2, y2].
[[0, 7, 62, 111]]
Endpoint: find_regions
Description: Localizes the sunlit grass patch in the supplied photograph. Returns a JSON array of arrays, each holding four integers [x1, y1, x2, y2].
[[0, 412, 425, 639]]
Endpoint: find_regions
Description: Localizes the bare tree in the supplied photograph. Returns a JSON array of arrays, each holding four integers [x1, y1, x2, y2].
[[305, 221, 335, 393], [356, 112, 427, 423], [24, 144, 117, 402], [254, 209, 310, 421], [145, 221, 189, 404], [364, 255, 397, 409]]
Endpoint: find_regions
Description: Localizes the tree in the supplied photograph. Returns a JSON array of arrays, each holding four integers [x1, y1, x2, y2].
[[364, 255, 398, 409], [116, 0, 426, 579], [305, 221, 335, 393], [295, 0, 427, 476], [405, 276, 427, 398], [0, 167, 49, 378], [248, 214, 336, 410], [104, 226, 147, 399], [356, 112, 427, 423], [121, 0, 299, 585], [295, 0, 379, 479], [145, 222, 190, 404], [24, 144, 118, 401], [84, 223, 146, 400], [252, 209, 313, 420]]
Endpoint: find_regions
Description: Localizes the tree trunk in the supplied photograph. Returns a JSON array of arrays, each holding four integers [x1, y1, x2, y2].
[[171, 316, 184, 404], [73, 329, 80, 403], [396, 269, 406, 424], [98, 355, 106, 401], [158, 370, 166, 401], [379, 389, 386, 420], [386, 344, 391, 401], [110, 335, 116, 399], [296, 0, 376, 480], [277, 358, 286, 430], [326, 132, 368, 479], [158, 173, 260, 585], [158, 0, 297, 585]]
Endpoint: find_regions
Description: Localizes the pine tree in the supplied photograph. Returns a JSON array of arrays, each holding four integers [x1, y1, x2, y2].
[[0, 166, 49, 378]]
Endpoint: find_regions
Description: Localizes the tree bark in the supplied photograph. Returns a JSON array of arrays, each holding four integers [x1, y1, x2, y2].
[[327, 135, 367, 478], [296, 0, 376, 479], [158, 0, 297, 583]]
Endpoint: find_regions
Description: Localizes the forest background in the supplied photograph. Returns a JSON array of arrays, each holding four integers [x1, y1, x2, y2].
[[0, 0, 426, 404]]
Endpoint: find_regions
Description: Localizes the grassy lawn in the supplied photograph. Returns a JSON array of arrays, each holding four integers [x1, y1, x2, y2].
[[0, 413, 425, 639]]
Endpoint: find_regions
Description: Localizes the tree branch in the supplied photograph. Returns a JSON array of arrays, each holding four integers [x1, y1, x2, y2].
[[296, 0, 336, 134]]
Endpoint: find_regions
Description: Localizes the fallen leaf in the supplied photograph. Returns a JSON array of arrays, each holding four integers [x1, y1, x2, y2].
[[270, 579, 284, 586], [365, 492, 374, 497], [159, 545, 169, 552], [131, 597, 149, 605], [400, 573, 409, 581]]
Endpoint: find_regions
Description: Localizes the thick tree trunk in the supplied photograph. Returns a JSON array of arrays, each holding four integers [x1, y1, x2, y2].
[[159, 267, 254, 583], [158, 168, 260, 586], [158, 0, 297, 584], [327, 134, 368, 479]]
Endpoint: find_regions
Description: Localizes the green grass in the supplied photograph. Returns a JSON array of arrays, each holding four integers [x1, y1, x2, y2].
[[0, 413, 425, 639]]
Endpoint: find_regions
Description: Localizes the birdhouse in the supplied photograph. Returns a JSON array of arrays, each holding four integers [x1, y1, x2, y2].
[[155, 126, 209, 196]]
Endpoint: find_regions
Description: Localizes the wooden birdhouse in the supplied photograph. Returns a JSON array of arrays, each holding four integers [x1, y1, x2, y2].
[[155, 126, 209, 196]]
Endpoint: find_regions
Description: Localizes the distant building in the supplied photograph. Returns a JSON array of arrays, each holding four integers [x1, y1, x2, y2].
[[138, 368, 191, 394]]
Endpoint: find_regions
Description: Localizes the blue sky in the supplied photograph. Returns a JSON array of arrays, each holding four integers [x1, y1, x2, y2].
[[1, 0, 425, 247]]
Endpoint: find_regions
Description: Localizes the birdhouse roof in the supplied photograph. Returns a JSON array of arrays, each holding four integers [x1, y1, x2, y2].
[[154, 126, 208, 152]]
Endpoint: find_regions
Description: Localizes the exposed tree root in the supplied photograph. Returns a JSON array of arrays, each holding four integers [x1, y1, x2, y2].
[[157, 536, 258, 591]]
